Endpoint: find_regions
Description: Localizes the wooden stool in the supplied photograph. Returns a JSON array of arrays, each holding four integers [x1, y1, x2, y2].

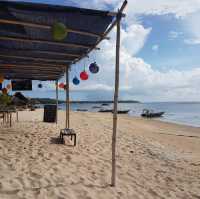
[[60, 128, 76, 146]]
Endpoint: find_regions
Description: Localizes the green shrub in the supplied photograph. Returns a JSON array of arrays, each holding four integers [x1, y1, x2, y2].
[[0, 94, 12, 106]]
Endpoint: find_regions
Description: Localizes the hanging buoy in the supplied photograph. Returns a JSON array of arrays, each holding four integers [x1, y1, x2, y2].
[[89, 62, 99, 74], [59, 82, 65, 89], [80, 71, 89, 80], [52, 22, 68, 41], [2, 88, 7, 95], [38, 83, 42, 88], [72, 76, 80, 85], [0, 74, 4, 83]]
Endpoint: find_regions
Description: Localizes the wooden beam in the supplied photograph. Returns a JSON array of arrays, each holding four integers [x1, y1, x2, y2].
[[0, 36, 94, 49], [5, 75, 60, 81], [0, 49, 81, 58], [0, 65, 64, 72], [0, 62, 67, 68], [0, 69, 62, 75], [0, 19, 105, 38], [0, 54, 72, 64]]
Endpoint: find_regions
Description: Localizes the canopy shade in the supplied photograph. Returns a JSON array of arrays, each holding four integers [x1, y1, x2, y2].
[[0, 1, 115, 80]]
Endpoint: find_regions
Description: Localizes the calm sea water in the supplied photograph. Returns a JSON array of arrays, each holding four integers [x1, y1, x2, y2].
[[57, 102, 200, 127]]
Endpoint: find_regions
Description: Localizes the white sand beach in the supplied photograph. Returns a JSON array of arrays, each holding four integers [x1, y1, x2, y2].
[[0, 109, 200, 199]]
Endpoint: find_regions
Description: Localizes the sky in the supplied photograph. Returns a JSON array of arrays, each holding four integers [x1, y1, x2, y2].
[[5, 0, 200, 102]]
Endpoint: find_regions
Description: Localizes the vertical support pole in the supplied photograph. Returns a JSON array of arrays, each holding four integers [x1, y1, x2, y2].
[[56, 80, 58, 124], [111, 13, 121, 187], [66, 66, 70, 128]]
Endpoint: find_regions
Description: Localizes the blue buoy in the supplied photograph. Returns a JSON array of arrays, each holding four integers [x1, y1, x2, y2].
[[72, 76, 80, 85]]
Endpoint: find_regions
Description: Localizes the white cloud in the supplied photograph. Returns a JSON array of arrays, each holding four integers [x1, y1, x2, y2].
[[61, 0, 200, 101], [168, 31, 183, 40], [183, 11, 200, 45], [152, 44, 159, 51]]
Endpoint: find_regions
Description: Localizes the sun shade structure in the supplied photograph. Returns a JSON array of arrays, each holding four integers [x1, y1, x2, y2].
[[0, 0, 118, 80], [0, 0, 127, 186]]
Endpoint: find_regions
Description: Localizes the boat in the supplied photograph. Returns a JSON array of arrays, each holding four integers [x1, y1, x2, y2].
[[141, 109, 164, 118], [99, 109, 130, 114], [92, 106, 101, 109], [101, 103, 109, 106], [76, 109, 88, 112], [116, 110, 130, 114], [99, 109, 113, 113]]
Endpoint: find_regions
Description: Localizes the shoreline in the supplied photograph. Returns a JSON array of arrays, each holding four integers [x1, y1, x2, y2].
[[74, 109, 200, 129]]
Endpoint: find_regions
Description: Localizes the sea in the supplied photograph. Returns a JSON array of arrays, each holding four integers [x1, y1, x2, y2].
[[19, 91, 200, 127], [57, 102, 200, 128]]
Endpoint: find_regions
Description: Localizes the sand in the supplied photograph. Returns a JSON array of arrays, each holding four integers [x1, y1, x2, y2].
[[0, 109, 200, 199]]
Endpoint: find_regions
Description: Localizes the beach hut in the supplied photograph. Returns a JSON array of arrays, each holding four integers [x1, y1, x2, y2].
[[0, 0, 127, 186]]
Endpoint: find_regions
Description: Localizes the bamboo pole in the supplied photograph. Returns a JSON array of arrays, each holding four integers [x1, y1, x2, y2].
[[111, 13, 121, 187], [56, 80, 58, 124], [65, 67, 70, 128]]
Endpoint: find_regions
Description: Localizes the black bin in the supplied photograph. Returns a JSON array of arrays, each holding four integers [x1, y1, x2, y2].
[[43, 105, 57, 123]]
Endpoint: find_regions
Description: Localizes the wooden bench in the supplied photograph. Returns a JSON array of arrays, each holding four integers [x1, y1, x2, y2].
[[60, 128, 76, 146]]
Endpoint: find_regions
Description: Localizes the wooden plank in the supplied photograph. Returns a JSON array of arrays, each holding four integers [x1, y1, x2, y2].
[[0, 54, 72, 64], [0, 36, 94, 49], [5, 74, 60, 81], [0, 69, 62, 75], [0, 19, 103, 38], [0, 49, 81, 58], [0, 62, 67, 68], [0, 65, 65, 72]]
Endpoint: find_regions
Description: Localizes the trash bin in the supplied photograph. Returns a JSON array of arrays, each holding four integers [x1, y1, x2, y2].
[[43, 105, 57, 123]]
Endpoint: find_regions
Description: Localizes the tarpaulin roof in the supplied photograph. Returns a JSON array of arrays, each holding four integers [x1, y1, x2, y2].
[[0, 1, 116, 80]]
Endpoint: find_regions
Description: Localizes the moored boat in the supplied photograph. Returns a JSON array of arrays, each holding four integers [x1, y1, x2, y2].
[[141, 109, 164, 118]]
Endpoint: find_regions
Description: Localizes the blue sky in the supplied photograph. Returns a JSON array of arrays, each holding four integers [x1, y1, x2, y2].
[[5, 0, 200, 102]]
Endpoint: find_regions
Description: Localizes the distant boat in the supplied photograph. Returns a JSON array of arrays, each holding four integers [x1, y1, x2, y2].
[[76, 109, 88, 112], [117, 110, 130, 114], [99, 109, 113, 113], [99, 109, 130, 114], [92, 106, 101, 109], [101, 103, 109, 106], [141, 109, 164, 118]]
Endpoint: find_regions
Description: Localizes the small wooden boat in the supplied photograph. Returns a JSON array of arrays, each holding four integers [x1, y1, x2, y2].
[[92, 106, 101, 109], [116, 110, 130, 114], [76, 109, 88, 112], [99, 109, 113, 113], [141, 109, 164, 118], [101, 103, 109, 106], [99, 109, 130, 114]]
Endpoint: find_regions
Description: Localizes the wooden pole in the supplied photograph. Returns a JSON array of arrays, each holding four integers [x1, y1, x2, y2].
[[65, 67, 70, 128], [56, 80, 58, 124], [111, 13, 121, 187]]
